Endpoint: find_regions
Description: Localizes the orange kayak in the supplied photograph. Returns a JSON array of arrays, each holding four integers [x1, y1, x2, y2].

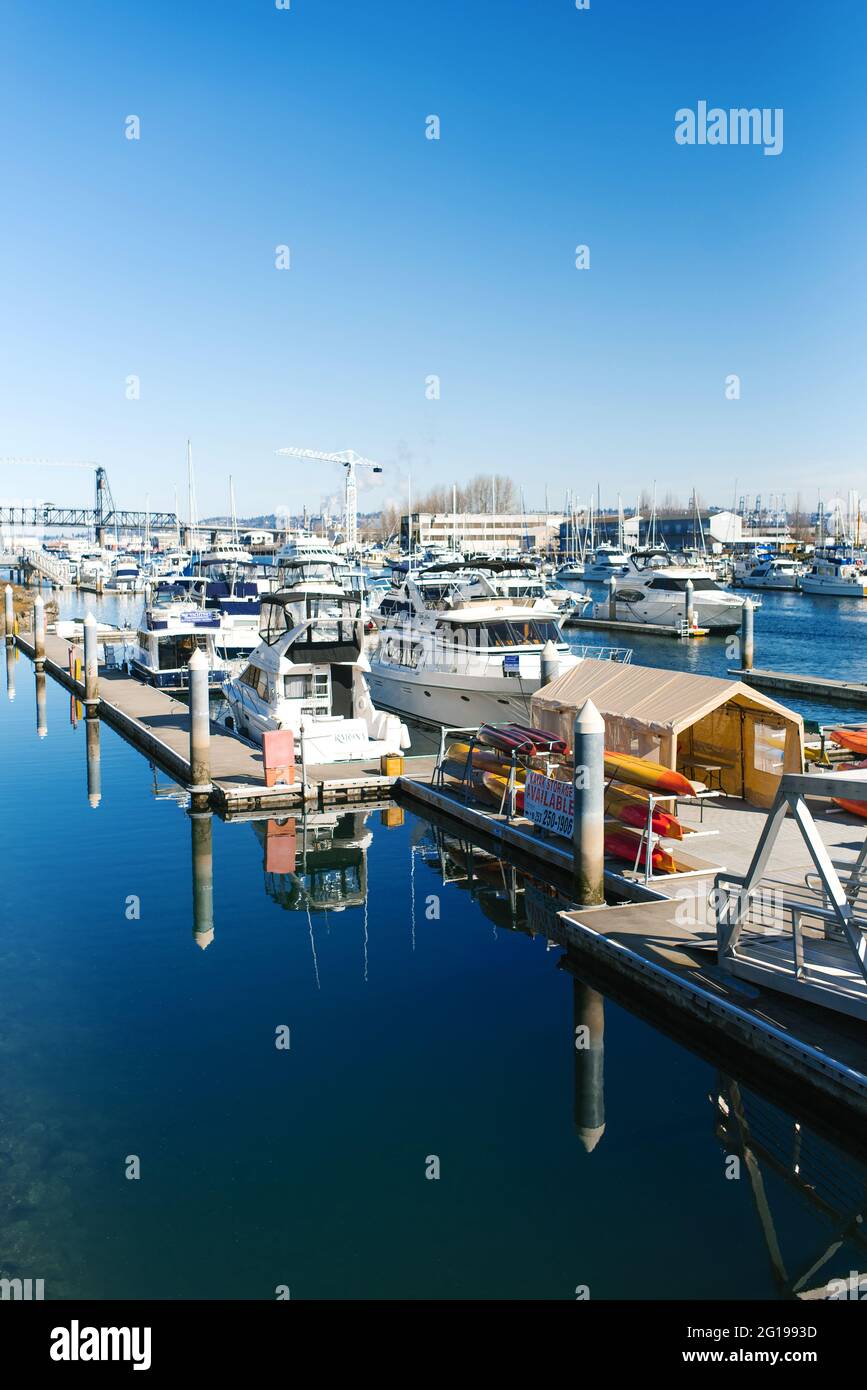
[[605, 828, 677, 874], [481, 771, 524, 812], [603, 751, 695, 798], [831, 760, 867, 819], [829, 728, 867, 758], [448, 742, 528, 780]]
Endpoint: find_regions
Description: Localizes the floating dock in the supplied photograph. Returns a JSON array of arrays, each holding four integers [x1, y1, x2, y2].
[[14, 629, 436, 815], [397, 772, 867, 1123], [732, 666, 867, 707], [564, 613, 705, 638]]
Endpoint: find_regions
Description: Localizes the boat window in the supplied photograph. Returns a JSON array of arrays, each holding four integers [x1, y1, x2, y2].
[[474, 619, 563, 647], [255, 669, 270, 699], [240, 666, 259, 688], [283, 674, 308, 699], [157, 634, 208, 670], [647, 577, 720, 592]]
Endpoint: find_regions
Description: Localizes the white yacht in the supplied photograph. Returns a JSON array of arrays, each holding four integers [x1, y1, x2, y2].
[[224, 575, 409, 763], [367, 576, 613, 727], [800, 551, 867, 597], [606, 550, 755, 632], [579, 544, 632, 583], [128, 598, 227, 690], [733, 555, 803, 590], [111, 554, 145, 592]]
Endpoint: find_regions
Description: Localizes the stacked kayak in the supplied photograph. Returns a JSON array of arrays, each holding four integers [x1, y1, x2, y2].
[[829, 760, 867, 819]]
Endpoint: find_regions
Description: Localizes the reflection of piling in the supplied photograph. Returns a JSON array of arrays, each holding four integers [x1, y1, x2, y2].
[[190, 811, 214, 949], [35, 671, 47, 738], [572, 698, 605, 906], [188, 649, 212, 807], [3, 584, 13, 643], [685, 578, 695, 629], [83, 612, 99, 707], [33, 594, 45, 668], [573, 980, 606, 1152], [741, 597, 754, 671], [86, 714, 102, 808], [5, 642, 15, 701], [608, 575, 617, 620], [540, 639, 560, 687]]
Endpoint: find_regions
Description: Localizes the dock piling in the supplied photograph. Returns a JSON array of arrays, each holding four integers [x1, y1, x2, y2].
[[4, 584, 13, 643], [741, 597, 755, 671], [572, 697, 605, 907], [35, 670, 47, 738], [33, 594, 45, 668], [685, 578, 695, 629], [607, 576, 617, 620], [573, 980, 606, 1152], [4, 643, 15, 701], [540, 639, 560, 687], [86, 715, 102, 807], [190, 810, 214, 949], [83, 612, 99, 707], [188, 648, 212, 802]]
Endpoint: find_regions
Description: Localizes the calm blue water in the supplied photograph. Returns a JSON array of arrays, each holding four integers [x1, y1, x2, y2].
[[1, 643, 866, 1300]]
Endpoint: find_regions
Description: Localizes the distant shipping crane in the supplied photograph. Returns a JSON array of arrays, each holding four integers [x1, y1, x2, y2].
[[276, 446, 383, 553]]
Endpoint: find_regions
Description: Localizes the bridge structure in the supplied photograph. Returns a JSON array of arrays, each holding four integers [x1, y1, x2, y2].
[[0, 467, 178, 544]]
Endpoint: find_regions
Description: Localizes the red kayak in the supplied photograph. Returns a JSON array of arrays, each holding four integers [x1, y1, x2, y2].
[[829, 728, 867, 758], [604, 828, 677, 874]]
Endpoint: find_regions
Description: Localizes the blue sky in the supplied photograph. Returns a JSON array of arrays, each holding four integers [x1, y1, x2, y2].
[[0, 0, 864, 519]]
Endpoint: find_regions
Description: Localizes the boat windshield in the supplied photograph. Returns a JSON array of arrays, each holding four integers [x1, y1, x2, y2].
[[646, 576, 721, 592], [449, 619, 563, 647], [260, 594, 357, 645]]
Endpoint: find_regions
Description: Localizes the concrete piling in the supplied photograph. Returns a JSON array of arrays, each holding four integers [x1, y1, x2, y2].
[[190, 810, 214, 949], [4, 584, 13, 643], [86, 714, 102, 808], [573, 979, 606, 1153], [188, 648, 212, 801], [572, 697, 605, 907], [741, 597, 754, 671], [540, 638, 560, 687], [608, 575, 617, 621], [685, 578, 695, 630], [83, 613, 99, 707], [33, 594, 45, 667], [35, 671, 47, 738]]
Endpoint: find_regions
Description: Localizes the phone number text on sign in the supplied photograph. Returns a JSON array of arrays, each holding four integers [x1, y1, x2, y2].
[[524, 772, 574, 839]]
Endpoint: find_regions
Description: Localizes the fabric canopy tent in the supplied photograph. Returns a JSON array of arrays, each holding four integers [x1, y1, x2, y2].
[[530, 660, 804, 807]]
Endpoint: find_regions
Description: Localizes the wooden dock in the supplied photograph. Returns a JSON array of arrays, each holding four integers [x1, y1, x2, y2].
[[15, 629, 436, 815], [732, 666, 867, 706]]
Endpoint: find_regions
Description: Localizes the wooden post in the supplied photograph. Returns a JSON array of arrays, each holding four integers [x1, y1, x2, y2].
[[572, 697, 605, 906], [685, 578, 695, 630], [608, 575, 617, 620], [741, 597, 754, 670], [3, 584, 13, 643], [83, 613, 99, 707], [188, 648, 212, 800], [33, 594, 45, 667]]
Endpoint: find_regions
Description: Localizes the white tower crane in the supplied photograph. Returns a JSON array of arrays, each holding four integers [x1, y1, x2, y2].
[[275, 446, 383, 553]]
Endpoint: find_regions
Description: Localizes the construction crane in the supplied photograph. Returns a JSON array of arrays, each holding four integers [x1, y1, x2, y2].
[[276, 446, 383, 553]]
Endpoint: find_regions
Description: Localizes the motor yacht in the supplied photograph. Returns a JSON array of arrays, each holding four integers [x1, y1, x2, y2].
[[605, 550, 756, 632], [578, 544, 632, 583], [800, 551, 867, 597], [366, 575, 623, 727], [127, 598, 227, 690], [224, 576, 409, 763], [732, 556, 804, 591]]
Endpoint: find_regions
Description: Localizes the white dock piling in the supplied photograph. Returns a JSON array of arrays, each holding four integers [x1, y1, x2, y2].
[[607, 575, 617, 620], [4, 584, 13, 643], [685, 578, 695, 630], [83, 612, 99, 707], [741, 597, 754, 671], [35, 671, 47, 738], [4, 643, 15, 701], [540, 639, 560, 687], [572, 697, 605, 906], [188, 648, 212, 798], [190, 811, 214, 949], [86, 715, 102, 807], [573, 981, 605, 1152], [33, 594, 45, 667]]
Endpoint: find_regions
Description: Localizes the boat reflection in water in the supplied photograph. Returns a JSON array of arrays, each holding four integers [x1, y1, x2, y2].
[[252, 809, 373, 915]]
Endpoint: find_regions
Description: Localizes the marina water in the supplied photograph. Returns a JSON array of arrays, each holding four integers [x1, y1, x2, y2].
[[1, 588, 866, 1298]]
